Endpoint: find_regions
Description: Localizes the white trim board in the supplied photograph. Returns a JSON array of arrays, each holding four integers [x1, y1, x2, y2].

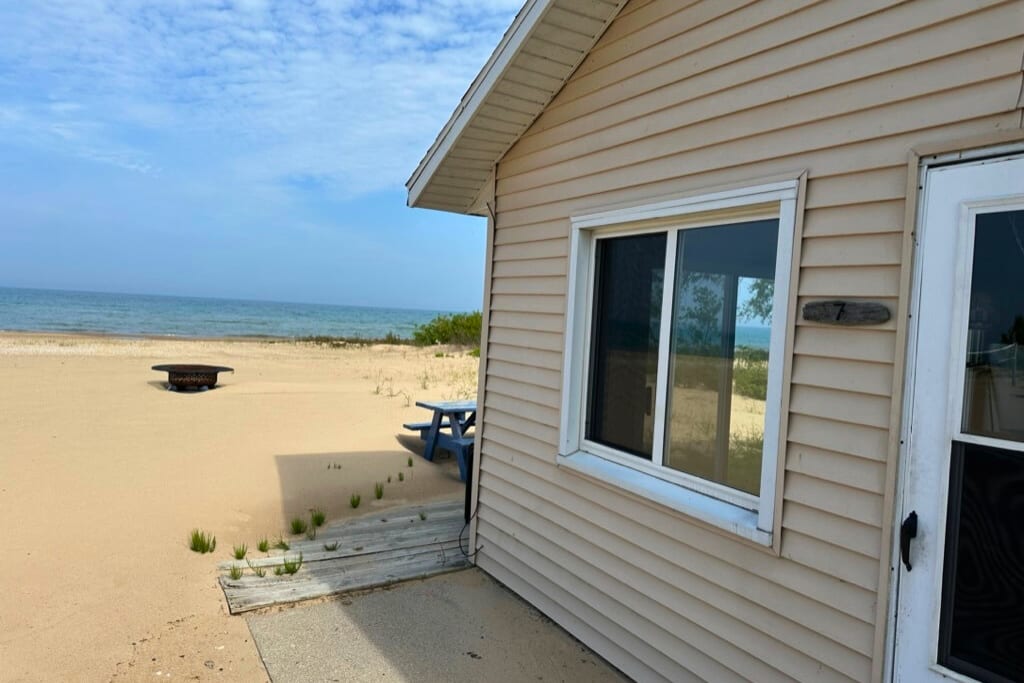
[[887, 149, 1024, 681], [558, 179, 800, 545], [406, 0, 627, 213]]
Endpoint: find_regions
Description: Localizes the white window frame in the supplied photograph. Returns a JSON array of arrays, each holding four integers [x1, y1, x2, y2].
[[557, 180, 799, 545]]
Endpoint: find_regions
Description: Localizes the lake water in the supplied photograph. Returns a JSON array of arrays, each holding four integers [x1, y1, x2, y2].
[[0, 287, 453, 340], [0, 286, 773, 348], [735, 324, 771, 350]]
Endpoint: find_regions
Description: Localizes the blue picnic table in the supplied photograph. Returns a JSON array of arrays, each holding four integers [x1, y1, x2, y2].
[[403, 399, 476, 481]]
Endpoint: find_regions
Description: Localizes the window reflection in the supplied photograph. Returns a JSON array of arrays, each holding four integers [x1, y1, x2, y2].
[[962, 210, 1024, 441], [664, 220, 778, 495]]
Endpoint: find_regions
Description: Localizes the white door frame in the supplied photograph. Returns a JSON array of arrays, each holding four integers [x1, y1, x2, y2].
[[885, 145, 1024, 682]]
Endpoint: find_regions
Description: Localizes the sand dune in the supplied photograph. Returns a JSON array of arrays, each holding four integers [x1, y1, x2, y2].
[[0, 334, 477, 681]]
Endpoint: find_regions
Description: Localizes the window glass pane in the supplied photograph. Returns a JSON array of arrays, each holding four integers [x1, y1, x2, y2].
[[962, 209, 1024, 441], [664, 220, 778, 495], [939, 441, 1024, 681], [586, 232, 666, 458]]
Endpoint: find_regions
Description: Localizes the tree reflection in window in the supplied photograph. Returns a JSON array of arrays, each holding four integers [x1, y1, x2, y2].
[[664, 221, 777, 495]]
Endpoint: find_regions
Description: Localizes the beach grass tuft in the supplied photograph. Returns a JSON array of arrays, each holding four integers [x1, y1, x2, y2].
[[282, 553, 303, 575], [350, 493, 361, 509], [398, 472, 404, 482], [323, 541, 339, 552], [246, 559, 266, 578], [407, 456, 413, 467], [228, 564, 244, 581], [297, 333, 412, 347], [309, 507, 326, 528], [188, 529, 217, 554], [273, 537, 290, 551], [257, 536, 269, 553], [273, 565, 284, 576], [374, 482, 384, 499], [419, 511, 427, 520], [387, 475, 392, 483], [232, 543, 247, 560], [373, 369, 392, 395], [290, 517, 308, 535]]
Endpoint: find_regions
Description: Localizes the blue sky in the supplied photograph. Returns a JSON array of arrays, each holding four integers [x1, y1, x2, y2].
[[0, 1, 522, 312]]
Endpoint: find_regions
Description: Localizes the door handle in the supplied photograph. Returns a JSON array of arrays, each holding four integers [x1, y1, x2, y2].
[[900, 510, 918, 571]]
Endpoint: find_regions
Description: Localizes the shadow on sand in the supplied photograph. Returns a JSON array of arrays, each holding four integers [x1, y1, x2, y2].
[[271, 443, 463, 532], [237, 436, 625, 682], [145, 379, 227, 394]]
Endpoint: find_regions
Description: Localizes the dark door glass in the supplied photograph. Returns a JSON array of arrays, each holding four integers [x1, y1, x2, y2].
[[939, 208, 1024, 682], [937, 209, 1024, 683], [939, 441, 1024, 682]]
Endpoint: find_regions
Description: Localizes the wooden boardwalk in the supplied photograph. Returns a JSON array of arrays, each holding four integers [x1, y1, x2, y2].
[[219, 499, 470, 614]]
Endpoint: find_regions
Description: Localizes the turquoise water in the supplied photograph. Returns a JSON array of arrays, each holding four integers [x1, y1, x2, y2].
[[0, 287, 453, 340], [735, 324, 771, 350]]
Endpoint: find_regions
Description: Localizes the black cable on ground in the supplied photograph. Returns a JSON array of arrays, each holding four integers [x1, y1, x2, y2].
[[459, 492, 483, 559]]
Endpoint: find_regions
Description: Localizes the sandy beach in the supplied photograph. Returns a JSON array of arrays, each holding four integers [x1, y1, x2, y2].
[[0, 333, 478, 681]]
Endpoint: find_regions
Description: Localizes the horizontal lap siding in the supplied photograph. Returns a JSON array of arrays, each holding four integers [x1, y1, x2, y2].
[[481, 430, 880, 630], [476, 451, 877, 680], [477, 0, 1024, 681]]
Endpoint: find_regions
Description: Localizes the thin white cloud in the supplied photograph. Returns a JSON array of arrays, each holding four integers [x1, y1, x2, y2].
[[0, 0, 521, 193]]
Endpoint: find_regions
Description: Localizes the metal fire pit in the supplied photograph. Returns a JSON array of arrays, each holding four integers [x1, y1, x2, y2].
[[152, 364, 234, 391]]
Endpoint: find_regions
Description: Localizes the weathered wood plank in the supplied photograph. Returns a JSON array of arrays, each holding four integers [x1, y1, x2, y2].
[[223, 540, 465, 591], [223, 516, 465, 569], [276, 500, 463, 542], [802, 300, 891, 326], [222, 543, 469, 613], [217, 501, 470, 613]]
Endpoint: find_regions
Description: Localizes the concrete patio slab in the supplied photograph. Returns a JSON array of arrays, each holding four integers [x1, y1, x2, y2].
[[246, 567, 628, 682]]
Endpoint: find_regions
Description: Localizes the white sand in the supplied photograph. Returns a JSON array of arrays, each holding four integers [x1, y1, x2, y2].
[[0, 333, 478, 681]]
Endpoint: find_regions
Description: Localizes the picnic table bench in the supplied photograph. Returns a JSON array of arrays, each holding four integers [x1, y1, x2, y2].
[[403, 399, 476, 481]]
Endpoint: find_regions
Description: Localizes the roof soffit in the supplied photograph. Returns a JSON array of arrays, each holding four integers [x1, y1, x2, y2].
[[406, 0, 627, 215]]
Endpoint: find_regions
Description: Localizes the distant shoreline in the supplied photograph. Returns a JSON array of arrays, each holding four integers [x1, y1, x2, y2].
[[0, 329, 418, 345], [0, 287, 451, 341]]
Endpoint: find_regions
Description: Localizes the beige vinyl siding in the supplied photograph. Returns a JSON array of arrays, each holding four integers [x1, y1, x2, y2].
[[473, 0, 1024, 681], [487, 358, 562, 389]]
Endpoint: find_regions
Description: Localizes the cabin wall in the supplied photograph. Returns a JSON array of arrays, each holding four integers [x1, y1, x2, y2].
[[475, 1, 1024, 681]]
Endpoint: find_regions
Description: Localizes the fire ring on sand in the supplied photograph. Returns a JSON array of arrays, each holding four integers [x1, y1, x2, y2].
[[152, 364, 234, 391]]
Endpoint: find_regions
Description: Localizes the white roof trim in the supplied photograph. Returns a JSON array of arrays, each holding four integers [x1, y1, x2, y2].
[[406, 0, 626, 215], [406, 0, 547, 206]]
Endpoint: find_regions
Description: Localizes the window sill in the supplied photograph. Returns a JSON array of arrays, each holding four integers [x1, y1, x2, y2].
[[557, 451, 773, 546]]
